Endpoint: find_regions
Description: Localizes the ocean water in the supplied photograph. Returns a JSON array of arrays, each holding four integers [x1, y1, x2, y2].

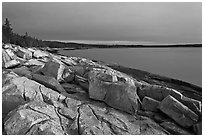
[[59, 47, 202, 86]]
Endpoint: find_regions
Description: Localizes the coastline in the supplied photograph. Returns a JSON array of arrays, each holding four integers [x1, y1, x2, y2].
[[2, 43, 202, 135]]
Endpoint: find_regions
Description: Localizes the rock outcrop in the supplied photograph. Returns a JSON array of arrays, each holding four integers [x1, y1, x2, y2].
[[2, 43, 202, 135], [88, 68, 140, 114]]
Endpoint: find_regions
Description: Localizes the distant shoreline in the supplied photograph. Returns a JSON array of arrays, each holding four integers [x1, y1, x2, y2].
[[42, 41, 201, 53]]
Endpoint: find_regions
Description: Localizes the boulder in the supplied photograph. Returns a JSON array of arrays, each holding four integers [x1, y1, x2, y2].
[[27, 47, 36, 52], [12, 66, 32, 79], [61, 67, 75, 83], [4, 101, 65, 135], [3, 43, 13, 49], [142, 96, 160, 112], [69, 65, 85, 76], [15, 47, 32, 60], [32, 73, 66, 93], [160, 121, 192, 135], [4, 60, 20, 69], [88, 68, 139, 114], [2, 49, 11, 64], [24, 59, 45, 66], [33, 50, 49, 58], [40, 61, 75, 83], [5, 49, 17, 59], [138, 85, 201, 115], [159, 95, 198, 128]]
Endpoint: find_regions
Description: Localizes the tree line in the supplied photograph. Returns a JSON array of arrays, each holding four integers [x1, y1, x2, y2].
[[2, 18, 46, 47], [2, 18, 89, 48]]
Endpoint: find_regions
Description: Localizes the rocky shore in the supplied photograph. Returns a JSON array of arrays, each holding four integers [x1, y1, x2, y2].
[[2, 43, 202, 135]]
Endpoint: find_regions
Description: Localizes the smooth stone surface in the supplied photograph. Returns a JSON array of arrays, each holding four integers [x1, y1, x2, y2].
[[12, 66, 32, 79], [159, 95, 198, 128], [32, 74, 66, 93], [142, 96, 160, 112], [33, 50, 50, 58]]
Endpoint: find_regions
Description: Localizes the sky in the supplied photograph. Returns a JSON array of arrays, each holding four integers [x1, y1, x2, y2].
[[2, 2, 202, 44]]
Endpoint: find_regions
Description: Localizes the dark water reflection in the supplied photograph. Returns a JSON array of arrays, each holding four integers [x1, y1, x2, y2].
[[59, 48, 202, 86]]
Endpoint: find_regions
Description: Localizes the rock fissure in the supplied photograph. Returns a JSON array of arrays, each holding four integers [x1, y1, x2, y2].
[[76, 106, 81, 135], [88, 105, 100, 121], [24, 119, 51, 135], [53, 107, 66, 135], [27, 106, 54, 120]]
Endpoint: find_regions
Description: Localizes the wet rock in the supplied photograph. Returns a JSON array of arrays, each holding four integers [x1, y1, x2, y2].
[[4, 101, 65, 135], [159, 95, 198, 128], [160, 121, 192, 135], [32, 74, 66, 93], [138, 85, 201, 115], [193, 122, 202, 135], [142, 96, 160, 112], [88, 68, 139, 114]]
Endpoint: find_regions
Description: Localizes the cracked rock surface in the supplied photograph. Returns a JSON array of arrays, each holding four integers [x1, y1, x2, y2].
[[2, 43, 202, 135]]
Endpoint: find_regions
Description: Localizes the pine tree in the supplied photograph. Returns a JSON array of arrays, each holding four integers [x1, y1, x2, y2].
[[2, 18, 13, 43]]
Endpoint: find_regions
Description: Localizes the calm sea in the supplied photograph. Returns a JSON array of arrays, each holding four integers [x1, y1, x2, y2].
[[59, 48, 202, 86]]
